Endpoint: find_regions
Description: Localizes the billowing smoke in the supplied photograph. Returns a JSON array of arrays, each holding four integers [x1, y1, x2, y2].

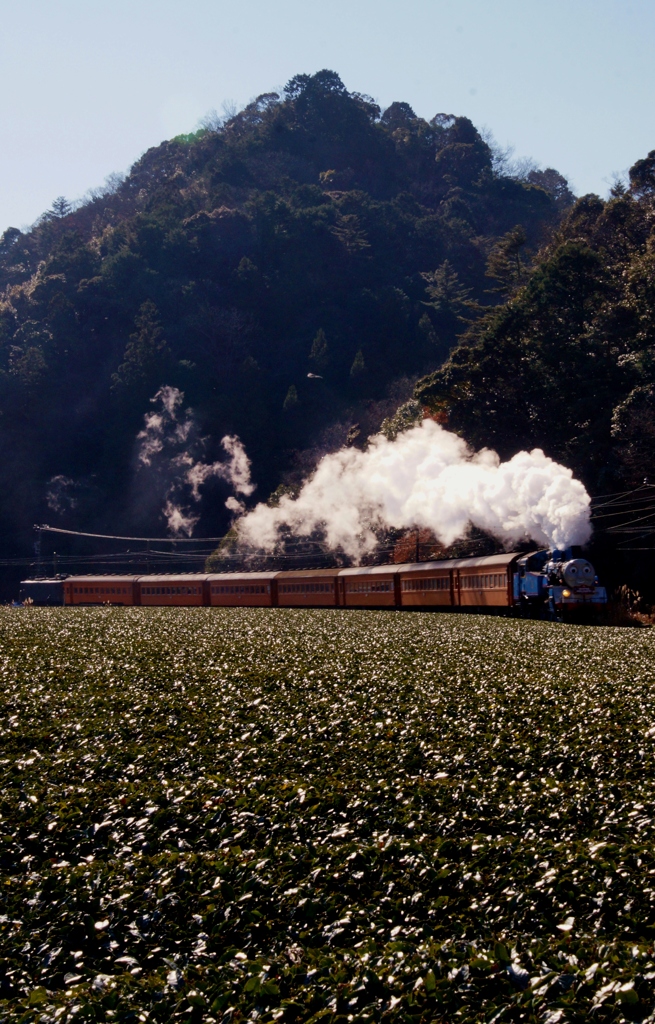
[[46, 474, 96, 516], [238, 419, 591, 557], [137, 386, 254, 536], [46, 475, 79, 514]]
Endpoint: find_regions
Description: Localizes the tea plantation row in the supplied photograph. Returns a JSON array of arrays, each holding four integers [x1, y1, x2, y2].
[[1, 607, 655, 1023]]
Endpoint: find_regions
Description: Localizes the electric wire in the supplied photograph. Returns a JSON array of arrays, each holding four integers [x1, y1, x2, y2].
[[591, 505, 655, 521], [589, 483, 655, 508], [34, 525, 227, 543], [24, 481, 655, 580]]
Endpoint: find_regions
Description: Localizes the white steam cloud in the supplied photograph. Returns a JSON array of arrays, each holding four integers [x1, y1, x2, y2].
[[238, 419, 591, 557], [46, 475, 79, 514], [137, 386, 255, 536]]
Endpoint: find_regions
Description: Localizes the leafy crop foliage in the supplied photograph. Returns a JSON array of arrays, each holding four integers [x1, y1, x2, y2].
[[2, 609, 655, 1021]]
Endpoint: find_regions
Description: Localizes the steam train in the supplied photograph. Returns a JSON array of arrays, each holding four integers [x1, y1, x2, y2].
[[20, 547, 607, 619]]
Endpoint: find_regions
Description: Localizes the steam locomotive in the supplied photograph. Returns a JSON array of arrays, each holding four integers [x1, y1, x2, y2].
[[515, 547, 606, 618], [20, 546, 606, 619]]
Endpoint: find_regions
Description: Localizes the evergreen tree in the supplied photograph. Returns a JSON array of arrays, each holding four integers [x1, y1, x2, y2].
[[421, 261, 471, 317], [486, 225, 528, 296], [350, 349, 366, 379], [112, 301, 170, 394], [283, 384, 299, 412], [309, 328, 329, 371], [50, 196, 72, 218]]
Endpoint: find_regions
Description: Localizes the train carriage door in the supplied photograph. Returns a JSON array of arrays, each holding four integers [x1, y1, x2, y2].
[[271, 579, 279, 607], [453, 570, 461, 607], [393, 573, 401, 609]]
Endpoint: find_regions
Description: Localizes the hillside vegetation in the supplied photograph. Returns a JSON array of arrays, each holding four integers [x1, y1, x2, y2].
[[0, 71, 571, 551], [417, 152, 655, 495]]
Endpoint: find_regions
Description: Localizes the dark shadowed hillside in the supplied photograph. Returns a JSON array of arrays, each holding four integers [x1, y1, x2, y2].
[[415, 151, 655, 596], [416, 154, 655, 493], [0, 70, 572, 556]]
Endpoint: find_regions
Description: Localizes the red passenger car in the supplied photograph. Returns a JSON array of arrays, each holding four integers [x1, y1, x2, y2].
[[276, 569, 339, 607], [64, 576, 139, 605], [207, 572, 277, 607], [339, 565, 400, 608], [398, 560, 455, 608], [454, 553, 518, 609], [137, 575, 207, 606]]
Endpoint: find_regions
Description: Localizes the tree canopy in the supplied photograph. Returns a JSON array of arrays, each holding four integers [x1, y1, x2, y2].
[[416, 182, 655, 494]]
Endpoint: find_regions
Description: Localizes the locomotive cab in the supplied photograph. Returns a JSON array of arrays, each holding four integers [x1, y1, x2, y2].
[[515, 550, 550, 615]]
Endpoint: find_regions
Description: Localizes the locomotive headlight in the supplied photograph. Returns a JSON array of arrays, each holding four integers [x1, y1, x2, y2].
[[562, 589, 571, 598]]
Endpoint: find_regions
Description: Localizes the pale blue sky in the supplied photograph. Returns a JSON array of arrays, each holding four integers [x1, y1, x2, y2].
[[2, 0, 654, 233]]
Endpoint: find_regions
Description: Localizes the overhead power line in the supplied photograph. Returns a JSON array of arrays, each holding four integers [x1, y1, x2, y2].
[[589, 483, 655, 508], [34, 524, 227, 543], [591, 505, 655, 522]]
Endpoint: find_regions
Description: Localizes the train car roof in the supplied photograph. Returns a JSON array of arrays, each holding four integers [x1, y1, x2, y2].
[[338, 564, 402, 576], [136, 574, 210, 582], [448, 552, 526, 569], [396, 560, 460, 572], [20, 578, 66, 584], [396, 552, 526, 571], [206, 571, 279, 580], [339, 552, 526, 576], [63, 575, 142, 582], [276, 568, 341, 578], [52, 553, 528, 587]]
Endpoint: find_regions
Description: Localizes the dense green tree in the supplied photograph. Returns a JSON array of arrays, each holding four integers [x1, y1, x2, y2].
[[350, 349, 366, 380], [422, 260, 471, 317], [611, 386, 655, 486], [49, 196, 72, 218], [628, 150, 655, 197], [485, 224, 529, 296], [111, 301, 171, 395], [416, 173, 655, 494], [0, 227, 21, 259], [283, 384, 299, 412], [526, 168, 576, 212], [309, 328, 329, 371]]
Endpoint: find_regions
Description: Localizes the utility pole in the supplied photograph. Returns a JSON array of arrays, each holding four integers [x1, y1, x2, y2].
[[33, 526, 43, 576]]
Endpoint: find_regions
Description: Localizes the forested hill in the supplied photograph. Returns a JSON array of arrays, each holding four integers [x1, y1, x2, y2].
[[0, 70, 572, 552], [416, 150, 655, 497]]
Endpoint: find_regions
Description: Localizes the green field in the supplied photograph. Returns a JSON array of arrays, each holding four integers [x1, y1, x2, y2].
[[1, 608, 655, 1023]]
